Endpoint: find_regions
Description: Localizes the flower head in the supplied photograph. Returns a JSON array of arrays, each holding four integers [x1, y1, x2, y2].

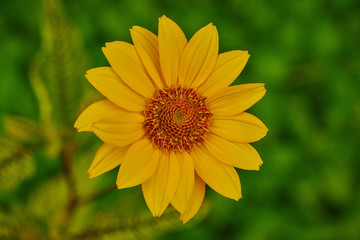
[[74, 16, 267, 223]]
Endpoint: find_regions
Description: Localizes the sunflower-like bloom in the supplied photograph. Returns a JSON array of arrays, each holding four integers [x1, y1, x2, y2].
[[74, 16, 267, 223]]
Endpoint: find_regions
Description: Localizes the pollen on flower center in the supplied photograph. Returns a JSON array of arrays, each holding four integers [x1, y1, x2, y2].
[[144, 87, 211, 151]]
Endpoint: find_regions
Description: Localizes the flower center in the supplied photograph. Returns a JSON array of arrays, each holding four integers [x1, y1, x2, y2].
[[144, 87, 211, 151]]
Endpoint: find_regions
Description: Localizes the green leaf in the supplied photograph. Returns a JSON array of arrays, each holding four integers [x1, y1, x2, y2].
[[3, 115, 43, 142], [72, 207, 182, 240], [0, 211, 15, 239], [30, 0, 88, 128], [0, 138, 36, 191], [70, 197, 210, 240], [27, 174, 68, 238], [0, 204, 45, 239]]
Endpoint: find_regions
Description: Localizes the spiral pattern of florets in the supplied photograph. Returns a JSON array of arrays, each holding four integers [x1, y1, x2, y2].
[[144, 87, 211, 151]]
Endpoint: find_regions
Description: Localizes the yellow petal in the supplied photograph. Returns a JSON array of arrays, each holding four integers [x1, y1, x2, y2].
[[204, 133, 262, 170], [180, 173, 205, 224], [142, 151, 181, 217], [74, 99, 145, 146], [116, 138, 160, 189], [74, 99, 143, 132], [198, 50, 250, 96], [88, 143, 127, 178], [158, 15, 187, 87], [171, 151, 194, 213], [191, 145, 241, 200], [130, 26, 165, 89], [206, 83, 266, 116], [102, 41, 156, 98], [92, 122, 144, 147], [85, 67, 145, 112], [179, 23, 218, 88], [210, 112, 268, 143]]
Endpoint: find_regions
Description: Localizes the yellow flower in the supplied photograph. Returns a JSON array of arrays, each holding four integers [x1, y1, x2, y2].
[[74, 16, 267, 223]]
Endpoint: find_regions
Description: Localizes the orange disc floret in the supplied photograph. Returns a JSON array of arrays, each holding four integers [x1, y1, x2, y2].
[[144, 87, 211, 151]]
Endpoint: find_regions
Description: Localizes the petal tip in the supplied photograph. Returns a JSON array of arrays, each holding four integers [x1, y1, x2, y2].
[[180, 213, 192, 224], [235, 192, 243, 201], [85, 68, 96, 76], [258, 84, 267, 97], [262, 123, 269, 132], [116, 183, 124, 189], [73, 118, 90, 131], [159, 15, 168, 22], [130, 26, 139, 32], [181, 218, 190, 224], [103, 41, 117, 49], [116, 180, 126, 189], [101, 46, 107, 54], [148, 207, 161, 217], [88, 174, 96, 179], [76, 127, 89, 132], [204, 22, 215, 30]]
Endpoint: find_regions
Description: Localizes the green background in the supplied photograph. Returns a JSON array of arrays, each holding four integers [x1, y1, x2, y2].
[[1, 0, 360, 239]]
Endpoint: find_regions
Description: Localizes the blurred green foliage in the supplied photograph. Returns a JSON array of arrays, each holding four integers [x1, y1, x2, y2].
[[0, 0, 360, 239]]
